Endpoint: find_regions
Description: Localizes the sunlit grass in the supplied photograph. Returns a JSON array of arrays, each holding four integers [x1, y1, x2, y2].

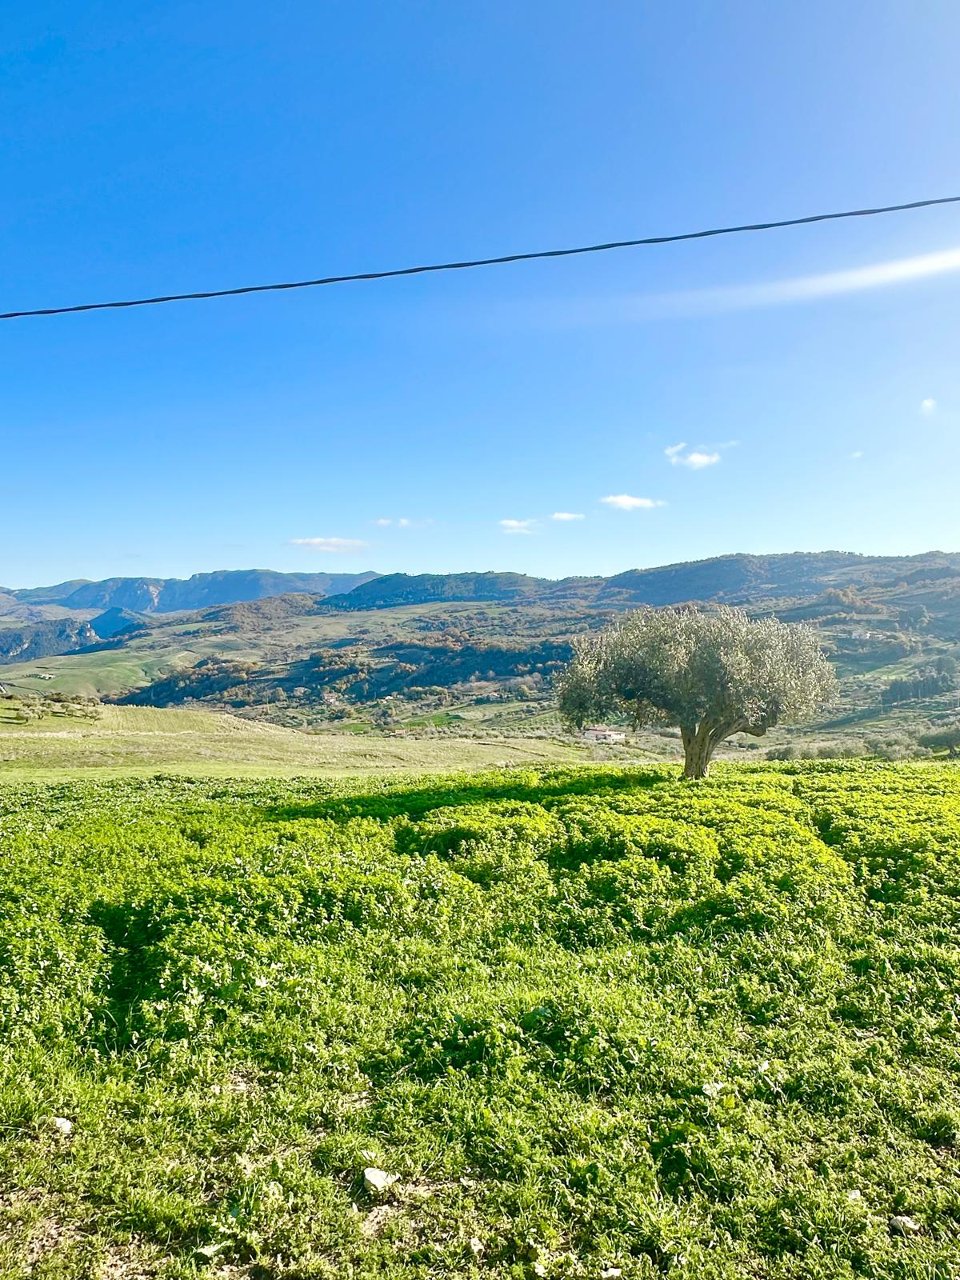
[[1, 761, 959, 1275]]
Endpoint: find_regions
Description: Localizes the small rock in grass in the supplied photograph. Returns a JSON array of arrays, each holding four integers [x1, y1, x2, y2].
[[51, 1117, 73, 1137], [889, 1214, 922, 1236], [468, 1236, 484, 1257], [364, 1167, 400, 1195], [600, 1269, 622, 1279]]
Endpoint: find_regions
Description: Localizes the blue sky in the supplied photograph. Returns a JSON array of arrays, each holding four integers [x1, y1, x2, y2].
[[2, 1, 960, 587]]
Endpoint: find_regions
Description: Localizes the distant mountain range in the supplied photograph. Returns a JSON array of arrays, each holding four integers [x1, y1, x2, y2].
[[4, 569, 379, 614], [3, 550, 959, 670], [3, 550, 959, 746], [324, 551, 960, 611], [6, 552, 960, 623]]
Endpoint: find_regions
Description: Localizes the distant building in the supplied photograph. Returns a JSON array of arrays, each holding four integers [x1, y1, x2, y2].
[[582, 726, 626, 743]]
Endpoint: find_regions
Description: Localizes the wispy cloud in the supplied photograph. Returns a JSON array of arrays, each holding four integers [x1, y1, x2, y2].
[[666, 442, 721, 469], [524, 246, 960, 327], [600, 494, 666, 511], [291, 537, 369, 553], [921, 397, 938, 415], [373, 516, 423, 527], [551, 511, 585, 521], [500, 518, 538, 535], [674, 247, 960, 313], [850, 450, 864, 460]]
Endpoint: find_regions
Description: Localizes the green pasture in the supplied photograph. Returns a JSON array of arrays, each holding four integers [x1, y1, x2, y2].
[[1, 761, 959, 1276]]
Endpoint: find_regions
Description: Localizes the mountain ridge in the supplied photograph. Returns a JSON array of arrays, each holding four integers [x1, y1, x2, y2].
[[7, 552, 960, 624], [322, 551, 960, 611], [5, 569, 380, 614]]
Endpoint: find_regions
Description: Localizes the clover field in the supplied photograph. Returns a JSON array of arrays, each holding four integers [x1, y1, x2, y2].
[[1, 761, 960, 1279]]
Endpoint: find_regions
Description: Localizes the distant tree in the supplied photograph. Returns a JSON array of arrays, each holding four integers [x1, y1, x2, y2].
[[918, 724, 960, 758], [899, 605, 931, 630], [557, 606, 837, 779], [883, 668, 955, 706]]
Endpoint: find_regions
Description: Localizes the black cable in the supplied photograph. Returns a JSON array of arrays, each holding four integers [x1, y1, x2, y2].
[[2, 193, 958, 321]]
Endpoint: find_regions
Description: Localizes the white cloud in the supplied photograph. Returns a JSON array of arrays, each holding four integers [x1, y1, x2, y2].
[[551, 511, 585, 521], [290, 537, 369, 553], [500, 518, 538, 535], [373, 516, 427, 528], [675, 449, 720, 469], [921, 397, 938, 415], [600, 494, 666, 511], [850, 450, 864, 460], [666, 442, 723, 469], [373, 518, 393, 527]]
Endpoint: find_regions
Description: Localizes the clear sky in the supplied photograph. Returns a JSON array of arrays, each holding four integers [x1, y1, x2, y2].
[[3, 1, 960, 587]]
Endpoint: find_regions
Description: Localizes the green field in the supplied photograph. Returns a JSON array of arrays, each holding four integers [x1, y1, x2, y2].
[[0, 705, 599, 780], [2, 761, 960, 1277]]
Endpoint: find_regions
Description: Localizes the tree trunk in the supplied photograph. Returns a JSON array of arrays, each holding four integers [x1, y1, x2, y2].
[[683, 739, 714, 779], [681, 717, 751, 779], [681, 722, 715, 779]]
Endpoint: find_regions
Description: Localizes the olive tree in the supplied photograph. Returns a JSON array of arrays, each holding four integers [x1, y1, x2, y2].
[[918, 724, 960, 758], [557, 606, 837, 778]]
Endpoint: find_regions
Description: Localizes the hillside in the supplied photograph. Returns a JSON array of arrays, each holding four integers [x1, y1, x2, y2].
[[0, 617, 97, 663], [4, 568, 379, 613], [327, 570, 579, 609], [3, 550, 960, 755], [3, 763, 960, 1276], [595, 549, 957, 605], [326, 551, 960, 612], [14, 551, 960, 625], [0, 703, 591, 778]]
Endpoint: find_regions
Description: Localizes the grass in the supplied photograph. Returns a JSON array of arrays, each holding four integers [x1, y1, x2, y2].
[[0, 705, 598, 780], [1, 760, 960, 1277]]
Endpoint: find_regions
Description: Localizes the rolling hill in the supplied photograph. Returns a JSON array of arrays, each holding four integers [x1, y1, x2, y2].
[[3, 549, 959, 756], [324, 551, 960, 611]]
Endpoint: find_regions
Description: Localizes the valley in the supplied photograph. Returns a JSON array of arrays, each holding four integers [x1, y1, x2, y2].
[[3, 551, 960, 760]]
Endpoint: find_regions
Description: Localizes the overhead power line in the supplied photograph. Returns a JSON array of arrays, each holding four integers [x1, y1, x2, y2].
[[2, 193, 959, 321]]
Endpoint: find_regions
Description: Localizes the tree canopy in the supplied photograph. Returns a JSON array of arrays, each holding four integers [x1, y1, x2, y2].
[[557, 606, 838, 778], [918, 724, 960, 757]]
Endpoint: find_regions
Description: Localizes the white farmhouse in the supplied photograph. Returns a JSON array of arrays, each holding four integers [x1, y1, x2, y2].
[[582, 726, 626, 743]]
